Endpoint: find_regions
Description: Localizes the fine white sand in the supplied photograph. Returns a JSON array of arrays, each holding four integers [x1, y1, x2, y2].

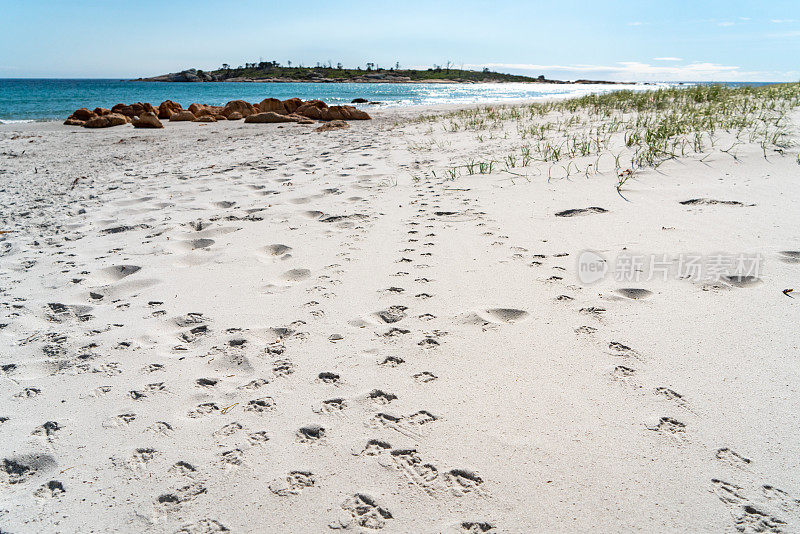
[[1, 105, 799, 533]]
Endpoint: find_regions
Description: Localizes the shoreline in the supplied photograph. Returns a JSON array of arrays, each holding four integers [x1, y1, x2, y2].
[[0, 84, 669, 125]]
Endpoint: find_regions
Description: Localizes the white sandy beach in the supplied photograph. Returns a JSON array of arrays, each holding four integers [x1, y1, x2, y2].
[[1, 99, 799, 533]]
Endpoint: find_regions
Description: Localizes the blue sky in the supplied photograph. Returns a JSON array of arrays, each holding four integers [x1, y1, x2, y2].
[[1, 0, 798, 81]]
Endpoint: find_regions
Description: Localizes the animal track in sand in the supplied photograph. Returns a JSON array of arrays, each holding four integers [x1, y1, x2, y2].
[[414, 371, 437, 383], [380, 355, 405, 367], [716, 447, 751, 468], [648, 417, 686, 436], [451, 521, 496, 533], [2, 454, 57, 485], [371, 410, 437, 438], [314, 398, 347, 414], [555, 207, 608, 217], [220, 449, 244, 467], [296, 424, 326, 443], [368, 389, 397, 405], [710, 479, 789, 533], [317, 372, 340, 384], [655, 387, 691, 411], [608, 341, 640, 359], [34, 480, 65, 499], [616, 288, 653, 300], [579, 306, 606, 317], [680, 198, 747, 206], [156, 482, 207, 510], [245, 397, 276, 414], [175, 519, 229, 533], [611, 365, 637, 381], [365, 444, 487, 498], [269, 471, 315, 496], [333, 494, 393, 530]]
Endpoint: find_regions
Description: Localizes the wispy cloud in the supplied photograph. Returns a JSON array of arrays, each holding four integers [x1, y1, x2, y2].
[[463, 61, 777, 81], [627, 21, 644, 26], [770, 19, 797, 24], [653, 57, 682, 62], [717, 21, 735, 27], [767, 30, 800, 38]]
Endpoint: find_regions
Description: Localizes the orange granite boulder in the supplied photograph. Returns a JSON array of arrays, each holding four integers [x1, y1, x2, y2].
[[84, 113, 127, 128], [221, 100, 256, 118], [158, 100, 182, 119], [282, 98, 304, 114], [258, 98, 287, 114], [169, 110, 196, 121], [132, 112, 164, 128], [244, 111, 297, 123]]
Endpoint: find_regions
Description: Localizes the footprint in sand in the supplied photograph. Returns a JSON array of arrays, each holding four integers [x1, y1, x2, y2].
[[263, 268, 311, 292], [716, 447, 751, 469], [448, 521, 497, 533], [183, 238, 215, 250], [465, 308, 529, 325], [555, 207, 608, 217], [679, 198, 747, 206], [349, 306, 408, 327], [616, 288, 653, 300], [88, 265, 141, 285], [258, 244, 293, 262], [722, 275, 761, 288], [779, 251, 800, 264], [333, 494, 393, 530], [281, 268, 311, 282]]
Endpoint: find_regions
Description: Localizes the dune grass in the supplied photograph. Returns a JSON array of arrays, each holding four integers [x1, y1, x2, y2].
[[405, 83, 800, 189]]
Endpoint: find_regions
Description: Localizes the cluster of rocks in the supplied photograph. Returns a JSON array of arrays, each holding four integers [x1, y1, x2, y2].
[[64, 98, 371, 129]]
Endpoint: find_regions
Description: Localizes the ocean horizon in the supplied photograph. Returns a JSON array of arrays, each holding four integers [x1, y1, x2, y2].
[[0, 78, 774, 122]]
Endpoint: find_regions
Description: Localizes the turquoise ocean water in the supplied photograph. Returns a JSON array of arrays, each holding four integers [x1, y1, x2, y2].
[[0, 78, 677, 122]]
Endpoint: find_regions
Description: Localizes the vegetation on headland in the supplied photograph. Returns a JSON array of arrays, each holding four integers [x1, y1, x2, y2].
[[137, 61, 622, 84], [403, 82, 800, 193]]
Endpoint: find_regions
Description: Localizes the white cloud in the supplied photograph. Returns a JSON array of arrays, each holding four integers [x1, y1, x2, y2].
[[463, 61, 784, 82], [653, 57, 682, 61], [717, 21, 735, 27], [768, 30, 800, 38], [627, 22, 644, 26], [770, 19, 796, 23]]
